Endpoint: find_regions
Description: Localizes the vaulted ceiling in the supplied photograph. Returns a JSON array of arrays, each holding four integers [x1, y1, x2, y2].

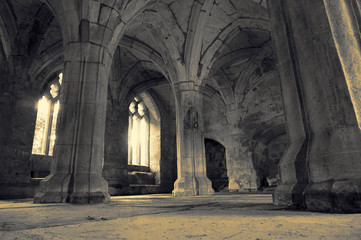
[[0, 0, 274, 108]]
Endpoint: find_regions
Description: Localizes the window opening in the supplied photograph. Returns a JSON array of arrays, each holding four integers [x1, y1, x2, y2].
[[32, 73, 62, 156], [128, 98, 150, 167]]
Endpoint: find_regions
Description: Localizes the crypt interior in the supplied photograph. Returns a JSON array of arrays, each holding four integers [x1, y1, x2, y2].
[[1, 0, 361, 238]]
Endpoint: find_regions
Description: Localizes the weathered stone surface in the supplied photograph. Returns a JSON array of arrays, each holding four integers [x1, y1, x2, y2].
[[268, 0, 361, 212], [173, 89, 214, 197], [1, 0, 361, 213], [103, 101, 129, 196]]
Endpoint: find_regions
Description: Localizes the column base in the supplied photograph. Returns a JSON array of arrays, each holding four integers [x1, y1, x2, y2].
[[33, 173, 110, 204], [68, 191, 110, 204], [172, 175, 214, 196], [33, 173, 71, 203], [304, 179, 361, 213], [273, 182, 307, 209], [173, 176, 197, 196], [67, 173, 110, 204], [196, 175, 214, 195]]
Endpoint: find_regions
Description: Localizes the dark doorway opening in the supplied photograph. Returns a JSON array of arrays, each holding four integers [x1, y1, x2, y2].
[[204, 138, 228, 192]]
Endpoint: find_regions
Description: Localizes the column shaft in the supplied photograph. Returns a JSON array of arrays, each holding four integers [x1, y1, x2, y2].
[[34, 42, 111, 203], [173, 88, 214, 196], [268, 0, 361, 212]]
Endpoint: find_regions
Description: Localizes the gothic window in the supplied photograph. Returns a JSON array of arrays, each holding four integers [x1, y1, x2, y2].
[[128, 98, 150, 167], [31, 73, 62, 156]]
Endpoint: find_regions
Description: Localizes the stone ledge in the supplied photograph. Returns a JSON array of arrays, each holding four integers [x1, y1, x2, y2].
[[0, 181, 41, 199], [128, 184, 160, 195]]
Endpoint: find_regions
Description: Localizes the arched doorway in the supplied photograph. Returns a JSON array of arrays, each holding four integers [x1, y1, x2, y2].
[[204, 138, 228, 192]]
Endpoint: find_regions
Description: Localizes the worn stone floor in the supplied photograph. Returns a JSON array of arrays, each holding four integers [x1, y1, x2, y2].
[[0, 193, 360, 240]]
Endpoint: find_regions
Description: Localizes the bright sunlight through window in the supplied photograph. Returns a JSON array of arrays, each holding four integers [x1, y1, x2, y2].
[[32, 73, 62, 156], [128, 98, 150, 166]]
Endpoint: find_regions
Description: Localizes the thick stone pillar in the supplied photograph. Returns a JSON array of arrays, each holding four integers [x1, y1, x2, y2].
[[267, 0, 310, 208], [33, 42, 111, 203], [172, 85, 214, 196], [268, 0, 361, 212]]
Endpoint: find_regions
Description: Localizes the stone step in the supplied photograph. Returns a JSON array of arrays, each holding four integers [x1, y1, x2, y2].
[[128, 184, 159, 195], [128, 171, 155, 185]]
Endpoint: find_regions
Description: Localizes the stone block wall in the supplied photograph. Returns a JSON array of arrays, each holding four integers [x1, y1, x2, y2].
[[0, 87, 39, 198], [103, 101, 129, 195]]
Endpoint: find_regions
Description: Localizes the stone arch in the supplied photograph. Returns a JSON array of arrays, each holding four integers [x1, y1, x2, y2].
[[199, 19, 270, 81], [202, 84, 226, 108], [119, 36, 169, 80], [108, 0, 161, 55], [104, 42, 177, 195], [0, 9, 13, 64], [111, 60, 170, 111], [31, 52, 64, 94], [103, 87, 177, 195], [41, 0, 79, 44], [25, 43, 64, 109], [137, 91, 161, 182], [123, 20, 184, 86], [183, 0, 214, 85], [209, 72, 236, 108], [233, 41, 275, 97]]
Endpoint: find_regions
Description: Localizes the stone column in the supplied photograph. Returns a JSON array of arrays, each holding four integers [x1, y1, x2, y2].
[[33, 41, 112, 203], [267, 0, 310, 207], [172, 84, 214, 196], [268, 0, 361, 212]]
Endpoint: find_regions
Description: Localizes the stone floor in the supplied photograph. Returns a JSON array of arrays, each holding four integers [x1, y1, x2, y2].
[[1, 193, 360, 240]]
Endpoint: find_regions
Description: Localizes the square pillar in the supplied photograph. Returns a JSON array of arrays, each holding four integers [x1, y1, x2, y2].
[[172, 85, 214, 196], [34, 42, 112, 203]]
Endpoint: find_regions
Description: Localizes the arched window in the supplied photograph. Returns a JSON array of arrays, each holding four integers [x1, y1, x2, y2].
[[128, 97, 150, 166], [32, 73, 62, 156]]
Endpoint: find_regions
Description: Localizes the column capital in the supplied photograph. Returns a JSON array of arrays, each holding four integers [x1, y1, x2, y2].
[[64, 42, 111, 65], [173, 81, 203, 93]]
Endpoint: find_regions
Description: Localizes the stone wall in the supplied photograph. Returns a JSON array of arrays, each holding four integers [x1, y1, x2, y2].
[[0, 86, 39, 198], [203, 63, 287, 192], [103, 100, 129, 195]]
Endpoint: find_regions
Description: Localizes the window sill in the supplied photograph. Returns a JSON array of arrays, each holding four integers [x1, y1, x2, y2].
[[128, 165, 150, 172]]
